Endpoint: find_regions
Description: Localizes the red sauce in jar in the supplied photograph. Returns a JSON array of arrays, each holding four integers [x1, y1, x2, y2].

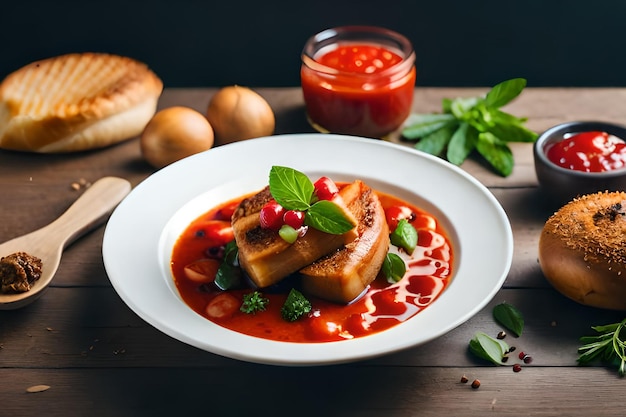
[[546, 131, 626, 172], [301, 43, 416, 138], [170, 187, 453, 343]]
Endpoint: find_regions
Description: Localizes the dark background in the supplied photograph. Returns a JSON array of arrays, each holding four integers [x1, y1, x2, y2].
[[2, 0, 625, 88]]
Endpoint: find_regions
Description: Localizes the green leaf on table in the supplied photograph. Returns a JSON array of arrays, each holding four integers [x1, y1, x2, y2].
[[402, 113, 456, 139], [414, 123, 457, 156], [446, 123, 478, 165], [476, 132, 514, 177], [469, 332, 509, 365], [493, 302, 525, 337], [484, 78, 527, 108]]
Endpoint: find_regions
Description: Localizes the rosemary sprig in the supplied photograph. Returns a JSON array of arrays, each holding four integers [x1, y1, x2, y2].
[[577, 318, 626, 376]]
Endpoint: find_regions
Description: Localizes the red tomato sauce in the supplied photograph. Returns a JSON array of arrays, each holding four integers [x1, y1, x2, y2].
[[170, 187, 453, 343], [301, 43, 416, 138], [546, 131, 626, 172]]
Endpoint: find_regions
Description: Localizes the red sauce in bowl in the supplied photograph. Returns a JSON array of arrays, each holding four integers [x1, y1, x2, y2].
[[546, 131, 626, 172], [301, 27, 416, 138], [170, 188, 453, 343]]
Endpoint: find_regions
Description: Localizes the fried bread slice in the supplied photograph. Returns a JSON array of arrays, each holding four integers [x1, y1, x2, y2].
[[300, 181, 389, 304], [231, 184, 359, 288]]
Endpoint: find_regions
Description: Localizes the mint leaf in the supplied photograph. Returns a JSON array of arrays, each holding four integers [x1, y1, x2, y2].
[[414, 123, 458, 156], [402, 113, 456, 139], [269, 166, 313, 211], [493, 302, 524, 337], [382, 253, 406, 283], [447, 122, 477, 165], [484, 78, 526, 108], [401, 78, 536, 177], [476, 132, 514, 177], [469, 332, 509, 365], [306, 200, 355, 234]]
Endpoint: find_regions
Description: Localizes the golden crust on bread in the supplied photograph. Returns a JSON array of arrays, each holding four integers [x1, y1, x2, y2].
[[300, 181, 390, 304], [539, 191, 626, 310], [0, 52, 163, 152], [542, 191, 626, 265]]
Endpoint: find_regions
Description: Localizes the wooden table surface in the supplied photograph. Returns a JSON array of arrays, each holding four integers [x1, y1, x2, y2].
[[2, 87, 626, 416]]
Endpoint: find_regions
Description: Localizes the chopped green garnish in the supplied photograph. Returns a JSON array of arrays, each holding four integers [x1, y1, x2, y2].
[[278, 224, 299, 244], [214, 240, 242, 290], [390, 219, 417, 255], [280, 288, 312, 322], [240, 291, 269, 314]]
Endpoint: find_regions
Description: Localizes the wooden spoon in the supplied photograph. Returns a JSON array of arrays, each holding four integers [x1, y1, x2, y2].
[[0, 177, 131, 310]]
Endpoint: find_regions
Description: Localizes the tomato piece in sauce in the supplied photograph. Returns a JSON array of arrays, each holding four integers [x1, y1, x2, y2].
[[170, 186, 453, 343], [546, 131, 626, 172]]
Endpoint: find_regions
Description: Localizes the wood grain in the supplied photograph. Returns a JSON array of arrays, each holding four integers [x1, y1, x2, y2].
[[2, 87, 626, 416]]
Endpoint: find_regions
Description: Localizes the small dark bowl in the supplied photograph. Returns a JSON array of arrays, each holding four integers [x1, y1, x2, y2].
[[534, 120, 626, 206]]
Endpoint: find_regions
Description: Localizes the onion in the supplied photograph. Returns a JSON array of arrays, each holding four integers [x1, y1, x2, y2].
[[206, 85, 275, 145], [140, 106, 214, 169]]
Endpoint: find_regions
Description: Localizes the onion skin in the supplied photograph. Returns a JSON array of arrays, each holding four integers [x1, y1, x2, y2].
[[140, 106, 214, 169], [206, 86, 275, 145], [538, 191, 626, 310]]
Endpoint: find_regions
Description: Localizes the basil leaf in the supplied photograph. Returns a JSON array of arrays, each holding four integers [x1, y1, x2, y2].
[[484, 78, 527, 108], [448, 96, 480, 118], [306, 200, 355, 234], [447, 123, 477, 166], [382, 253, 406, 283], [493, 302, 524, 337], [489, 119, 539, 143], [390, 219, 417, 255], [269, 166, 313, 211], [414, 123, 457, 156], [476, 132, 514, 177], [469, 332, 509, 365], [402, 114, 456, 139]]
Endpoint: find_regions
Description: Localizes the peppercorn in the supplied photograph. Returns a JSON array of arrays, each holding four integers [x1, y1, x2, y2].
[[460, 375, 469, 383], [513, 364, 522, 372], [497, 331, 506, 339], [471, 379, 481, 389]]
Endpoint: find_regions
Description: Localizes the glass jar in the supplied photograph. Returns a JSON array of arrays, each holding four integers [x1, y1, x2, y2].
[[301, 26, 416, 138]]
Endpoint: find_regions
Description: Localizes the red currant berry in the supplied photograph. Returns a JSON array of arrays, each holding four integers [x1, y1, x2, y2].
[[313, 176, 338, 201], [259, 200, 285, 230], [283, 210, 305, 229]]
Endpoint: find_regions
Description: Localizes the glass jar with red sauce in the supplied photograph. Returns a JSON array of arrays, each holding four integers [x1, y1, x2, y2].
[[301, 26, 416, 139]]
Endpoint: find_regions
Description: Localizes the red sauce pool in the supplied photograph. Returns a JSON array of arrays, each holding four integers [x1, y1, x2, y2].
[[546, 131, 626, 172], [301, 43, 416, 138], [170, 188, 453, 343]]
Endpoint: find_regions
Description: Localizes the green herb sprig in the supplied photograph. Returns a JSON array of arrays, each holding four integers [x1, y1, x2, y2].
[[469, 332, 510, 365], [577, 318, 626, 376], [401, 78, 538, 177], [269, 166, 355, 235], [240, 291, 269, 314]]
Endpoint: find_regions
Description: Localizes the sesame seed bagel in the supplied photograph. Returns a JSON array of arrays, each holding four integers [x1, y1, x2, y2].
[[538, 191, 626, 310]]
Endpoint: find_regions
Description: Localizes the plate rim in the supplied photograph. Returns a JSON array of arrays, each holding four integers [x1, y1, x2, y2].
[[102, 133, 513, 366]]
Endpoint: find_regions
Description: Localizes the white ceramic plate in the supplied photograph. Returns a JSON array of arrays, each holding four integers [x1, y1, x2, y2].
[[103, 134, 513, 366]]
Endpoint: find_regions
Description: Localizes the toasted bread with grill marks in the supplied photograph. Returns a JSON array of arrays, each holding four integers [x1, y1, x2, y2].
[[0, 52, 162, 152], [300, 181, 389, 304]]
